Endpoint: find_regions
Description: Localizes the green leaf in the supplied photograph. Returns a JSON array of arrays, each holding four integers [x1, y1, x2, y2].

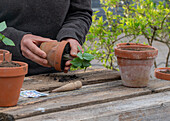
[[71, 64, 77, 69], [0, 21, 7, 32], [70, 58, 82, 67], [82, 61, 91, 67], [2, 37, 15, 46], [77, 52, 83, 59], [82, 53, 94, 61]]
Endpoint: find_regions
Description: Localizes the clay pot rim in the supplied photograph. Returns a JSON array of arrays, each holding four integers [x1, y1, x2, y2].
[[0, 61, 27, 69], [0, 49, 11, 62], [115, 45, 157, 52], [155, 67, 170, 81], [155, 67, 170, 73], [116, 43, 149, 47], [54, 41, 69, 71], [155, 67, 170, 75], [115, 45, 158, 60], [0, 61, 28, 77], [0, 49, 10, 54]]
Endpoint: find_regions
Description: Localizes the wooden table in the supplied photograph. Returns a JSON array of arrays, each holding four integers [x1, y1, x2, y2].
[[0, 68, 170, 121]]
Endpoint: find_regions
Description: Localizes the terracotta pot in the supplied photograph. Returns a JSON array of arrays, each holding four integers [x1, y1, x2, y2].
[[0, 61, 28, 107], [116, 43, 150, 48], [115, 45, 158, 87], [155, 67, 170, 81], [0, 49, 11, 62], [40, 41, 70, 71]]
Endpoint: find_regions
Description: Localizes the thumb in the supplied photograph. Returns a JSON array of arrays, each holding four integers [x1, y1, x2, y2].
[[65, 38, 83, 57], [70, 45, 78, 57]]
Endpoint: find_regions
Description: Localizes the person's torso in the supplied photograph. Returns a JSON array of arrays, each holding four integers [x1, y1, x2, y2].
[[0, 0, 70, 39]]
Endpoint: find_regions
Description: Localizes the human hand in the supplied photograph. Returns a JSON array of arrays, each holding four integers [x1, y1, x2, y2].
[[21, 34, 53, 67], [63, 38, 83, 73]]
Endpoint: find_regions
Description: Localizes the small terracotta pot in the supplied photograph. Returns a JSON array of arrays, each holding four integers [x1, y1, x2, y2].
[[0, 61, 28, 107], [115, 45, 158, 87], [155, 67, 170, 81], [0, 49, 11, 62], [40, 41, 70, 71], [116, 43, 150, 48]]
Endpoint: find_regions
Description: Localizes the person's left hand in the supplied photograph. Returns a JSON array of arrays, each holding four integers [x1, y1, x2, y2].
[[63, 38, 83, 73]]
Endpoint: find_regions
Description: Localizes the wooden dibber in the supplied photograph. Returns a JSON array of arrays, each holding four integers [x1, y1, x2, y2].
[[50, 81, 82, 93]]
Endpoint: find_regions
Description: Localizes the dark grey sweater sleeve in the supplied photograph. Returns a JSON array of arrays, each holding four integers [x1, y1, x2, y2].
[[0, 27, 28, 59], [56, 0, 92, 45]]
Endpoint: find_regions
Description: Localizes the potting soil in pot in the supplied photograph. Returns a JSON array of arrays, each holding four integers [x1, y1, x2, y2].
[[160, 69, 170, 74], [0, 61, 21, 67], [121, 47, 154, 51], [61, 43, 71, 70]]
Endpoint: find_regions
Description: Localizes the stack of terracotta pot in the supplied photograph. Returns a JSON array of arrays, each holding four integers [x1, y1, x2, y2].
[[0, 49, 28, 107]]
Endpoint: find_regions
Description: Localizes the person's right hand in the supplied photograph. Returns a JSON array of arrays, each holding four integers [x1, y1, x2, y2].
[[21, 34, 53, 67]]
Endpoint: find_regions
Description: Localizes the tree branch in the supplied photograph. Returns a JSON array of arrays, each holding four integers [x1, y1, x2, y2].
[[111, 34, 134, 45], [151, 28, 157, 45], [142, 31, 151, 45], [158, 13, 169, 30], [166, 47, 170, 67]]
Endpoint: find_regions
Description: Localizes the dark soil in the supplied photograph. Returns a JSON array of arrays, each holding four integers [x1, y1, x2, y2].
[[22, 69, 120, 92], [160, 69, 170, 74], [121, 47, 154, 51], [126, 43, 131, 45], [61, 43, 71, 71], [0, 113, 15, 121], [0, 61, 21, 67], [59, 74, 79, 82]]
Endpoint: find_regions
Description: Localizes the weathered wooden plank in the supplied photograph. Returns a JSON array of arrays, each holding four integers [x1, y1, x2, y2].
[[17, 91, 170, 121], [19, 80, 122, 106], [1, 80, 151, 119], [0, 80, 122, 112], [1, 73, 170, 120], [148, 79, 170, 92], [1, 79, 170, 119], [23, 68, 120, 91], [17, 78, 170, 107]]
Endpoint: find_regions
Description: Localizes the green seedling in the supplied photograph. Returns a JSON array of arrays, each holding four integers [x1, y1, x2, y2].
[[63, 46, 94, 71], [0, 21, 15, 46]]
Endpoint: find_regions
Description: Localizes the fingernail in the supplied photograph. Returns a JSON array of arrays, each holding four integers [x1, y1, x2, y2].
[[72, 52, 76, 55], [43, 60, 48, 64]]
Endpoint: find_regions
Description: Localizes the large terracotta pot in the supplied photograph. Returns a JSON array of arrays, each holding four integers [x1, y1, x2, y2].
[[115, 45, 158, 87], [155, 67, 170, 81], [40, 41, 70, 71], [0, 49, 11, 62], [0, 61, 28, 107]]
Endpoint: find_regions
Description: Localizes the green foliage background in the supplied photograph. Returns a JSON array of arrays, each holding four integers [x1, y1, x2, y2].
[[84, 0, 170, 69]]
